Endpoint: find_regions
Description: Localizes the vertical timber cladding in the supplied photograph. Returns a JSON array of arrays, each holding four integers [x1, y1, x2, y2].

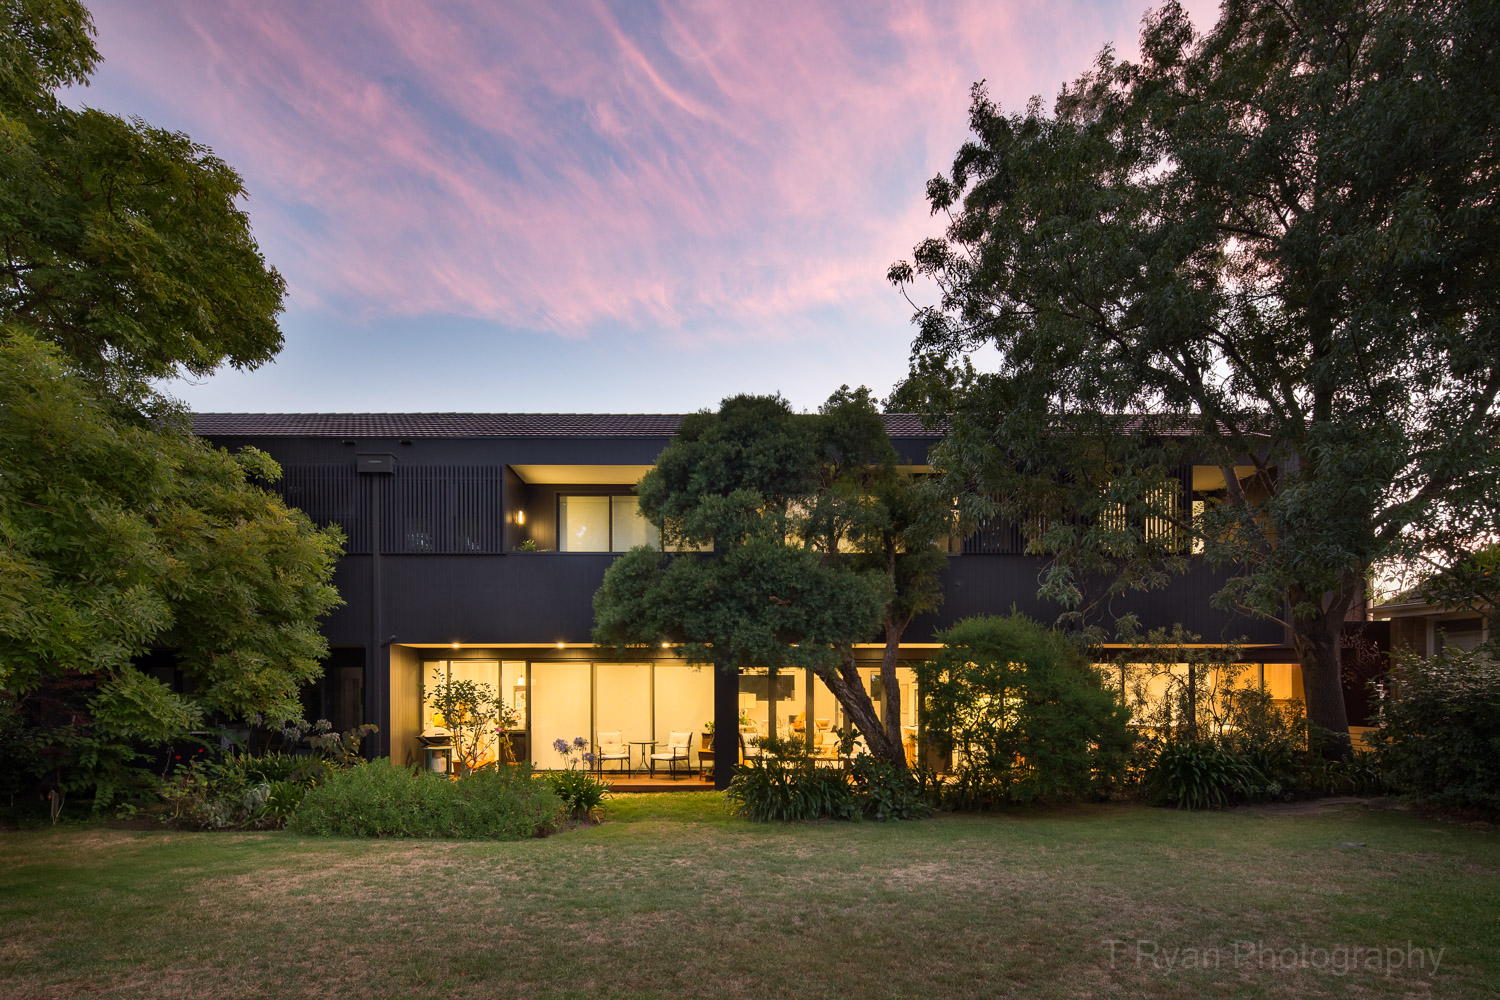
[[277, 463, 506, 555], [960, 466, 1195, 555]]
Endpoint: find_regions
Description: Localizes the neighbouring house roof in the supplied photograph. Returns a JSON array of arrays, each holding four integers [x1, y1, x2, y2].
[[192, 412, 938, 439]]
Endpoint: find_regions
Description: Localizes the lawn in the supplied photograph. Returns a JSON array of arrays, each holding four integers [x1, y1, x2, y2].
[[0, 795, 1495, 999]]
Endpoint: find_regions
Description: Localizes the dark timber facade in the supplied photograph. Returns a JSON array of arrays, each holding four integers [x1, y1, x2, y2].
[[195, 412, 1298, 786]]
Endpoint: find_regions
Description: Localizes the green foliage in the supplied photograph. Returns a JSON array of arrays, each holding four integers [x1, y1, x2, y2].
[[726, 738, 930, 822], [726, 753, 859, 823], [546, 735, 610, 820], [0, 333, 344, 809], [158, 727, 367, 830], [889, 0, 1500, 754], [1368, 649, 1500, 812], [289, 761, 564, 839], [1419, 545, 1500, 618], [847, 754, 931, 821], [594, 389, 952, 766], [422, 668, 518, 774], [1, 0, 285, 393], [1145, 743, 1263, 811], [919, 614, 1132, 806], [547, 768, 610, 821], [0, 2, 343, 811]]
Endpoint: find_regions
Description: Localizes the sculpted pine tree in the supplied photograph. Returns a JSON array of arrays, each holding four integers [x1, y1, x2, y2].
[[593, 391, 948, 769], [890, 0, 1500, 756]]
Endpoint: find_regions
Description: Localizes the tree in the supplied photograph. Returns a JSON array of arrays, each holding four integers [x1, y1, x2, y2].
[[592, 392, 948, 769], [889, 0, 1500, 757], [809, 387, 949, 761], [918, 614, 1132, 805], [1, 0, 285, 400], [0, 1, 344, 809]]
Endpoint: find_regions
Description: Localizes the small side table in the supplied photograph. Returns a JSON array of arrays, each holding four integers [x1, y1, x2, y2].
[[697, 749, 715, 783], [629, 740, 657, 776]]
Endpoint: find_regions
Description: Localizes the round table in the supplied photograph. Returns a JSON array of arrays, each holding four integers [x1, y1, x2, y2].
[[629, 740, 657, 776]]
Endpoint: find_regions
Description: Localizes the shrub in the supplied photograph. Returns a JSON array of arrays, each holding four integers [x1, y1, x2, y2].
[[726, 741, 860, 822], [847, 754, 931, 821], [547, 735, 610, 821], [726, 738, 932, 822], [158, 723, 373, 830], [1367, 648, 1500, 812], [919, 614, 1133, 806], [289, 760, 563, 838], [1145, 742, 1263, 810], [549, 768, 610, 820]]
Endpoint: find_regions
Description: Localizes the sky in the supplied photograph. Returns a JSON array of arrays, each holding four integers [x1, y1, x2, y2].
[[71, 0, 1216, 415]]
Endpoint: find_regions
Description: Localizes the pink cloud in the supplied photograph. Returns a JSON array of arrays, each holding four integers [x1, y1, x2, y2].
[[77, 0, 1214, 343]]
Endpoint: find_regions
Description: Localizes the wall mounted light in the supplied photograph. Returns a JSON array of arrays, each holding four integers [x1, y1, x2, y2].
[[555, 641, 565, 649], [451, 642, 460, 649], [515, 509, 526, 526]]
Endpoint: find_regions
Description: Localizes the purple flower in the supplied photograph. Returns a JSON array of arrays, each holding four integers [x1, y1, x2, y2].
[[572, 736, 588, 750], [552, 737, 569, 755], [582, 752, 597, 765]]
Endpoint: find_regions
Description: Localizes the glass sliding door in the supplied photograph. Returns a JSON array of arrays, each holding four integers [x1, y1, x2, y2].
[[594, 663, 652, 769], [653, 663, 714, 769], [531, 661, 591, 769]]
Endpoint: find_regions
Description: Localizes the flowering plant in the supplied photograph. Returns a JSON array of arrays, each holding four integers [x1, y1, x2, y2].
[[548, 735, 608, 820], [553, 736, 596, 770]]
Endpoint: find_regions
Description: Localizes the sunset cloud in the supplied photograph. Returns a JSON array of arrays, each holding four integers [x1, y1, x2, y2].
[[76, 0, 1209, 354]]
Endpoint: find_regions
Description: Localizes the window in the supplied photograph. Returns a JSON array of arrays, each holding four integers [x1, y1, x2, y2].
[[559, 494, 661, 552], [610, 496, 660, 550], [1437, 617, 1485, 653], [558, 495, 611, 551]]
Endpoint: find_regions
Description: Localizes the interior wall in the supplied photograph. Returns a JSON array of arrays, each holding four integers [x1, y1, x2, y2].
[[388, 644, 421, 768], [531, 661, 591, 768], [594, 662, 652, 746], [653, 664, 714, 760]]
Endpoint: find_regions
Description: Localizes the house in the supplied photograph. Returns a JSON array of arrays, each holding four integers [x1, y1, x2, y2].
[[1372, 595, 1489, 658], [193, 412, 1330, 786]]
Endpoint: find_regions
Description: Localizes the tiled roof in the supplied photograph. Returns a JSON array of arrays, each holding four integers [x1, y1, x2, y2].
[[193, 412, 940, 439]]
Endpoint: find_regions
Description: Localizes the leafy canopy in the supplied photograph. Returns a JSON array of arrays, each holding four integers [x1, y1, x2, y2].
[[0, 0, 343, 791], [593, 394, 891, 675], [890, 0, 1500, 751], [0, 0, 285, 395], [0, 330, 343, 730]]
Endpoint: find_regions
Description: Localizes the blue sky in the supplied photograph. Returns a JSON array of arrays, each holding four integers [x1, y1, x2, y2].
[[71, 0, 1214, 414]]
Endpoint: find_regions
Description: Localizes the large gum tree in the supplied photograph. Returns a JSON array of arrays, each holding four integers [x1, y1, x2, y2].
[[889, 0, 1499, 757]]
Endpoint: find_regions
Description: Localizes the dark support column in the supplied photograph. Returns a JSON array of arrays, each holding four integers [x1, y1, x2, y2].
[[357, 453, 395, 758], [713, 660, 739, 791], [804, 666, 814, 752], [370, 478, 389, 757]]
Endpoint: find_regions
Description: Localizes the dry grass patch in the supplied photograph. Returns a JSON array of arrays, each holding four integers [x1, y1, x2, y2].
[[0, 796, 1495, 999]]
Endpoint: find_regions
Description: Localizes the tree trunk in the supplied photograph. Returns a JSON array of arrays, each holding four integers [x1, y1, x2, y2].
[[810, 649, 906, 768], [879, 619, 907, 765], [1288, 578, 1357, 761]]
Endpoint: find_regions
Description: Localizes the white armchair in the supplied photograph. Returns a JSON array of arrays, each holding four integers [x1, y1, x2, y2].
[[595, 731, 630, 774], [650, 731, 692, 779]]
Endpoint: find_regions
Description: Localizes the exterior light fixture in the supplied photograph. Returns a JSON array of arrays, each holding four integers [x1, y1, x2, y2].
[[451, 642, 460, 649], [515, 509, 526, 526], [660, 642, 670, 649], [556, 641, 565, 649]]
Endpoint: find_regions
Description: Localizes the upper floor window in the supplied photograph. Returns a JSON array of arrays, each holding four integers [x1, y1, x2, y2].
[[558, 495, 660, 552]]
